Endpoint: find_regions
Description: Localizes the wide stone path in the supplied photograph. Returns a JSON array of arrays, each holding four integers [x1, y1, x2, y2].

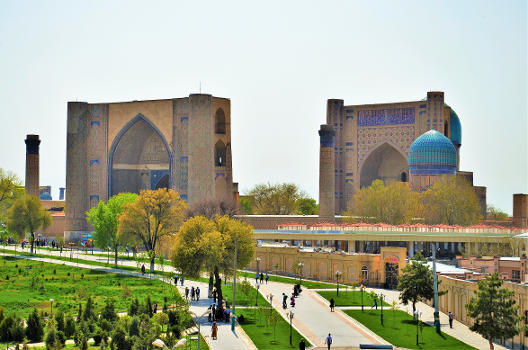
[[0, 249, 254, 350]]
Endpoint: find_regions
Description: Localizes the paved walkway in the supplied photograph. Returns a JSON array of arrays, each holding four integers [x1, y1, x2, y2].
[[0, 250, 254, 350], [256, 280, 388, 348]]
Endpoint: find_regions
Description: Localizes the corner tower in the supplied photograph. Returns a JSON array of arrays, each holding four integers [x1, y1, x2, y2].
[[25, 134, 40, 197], [319, 124, 336, 220]]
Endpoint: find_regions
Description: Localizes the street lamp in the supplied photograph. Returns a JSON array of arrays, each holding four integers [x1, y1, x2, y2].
[[267, 294, 274, 317], [297, 262, 304, 285], [255, 282, 260, 306], [256, 257, 261, 274], [287, 311, 295, 345], [335, 270, 342, 296], [415, 310, 422, 346], [50, 299, 54, 318], [379, 292, 384, 326], [360, 284, 365, 312]]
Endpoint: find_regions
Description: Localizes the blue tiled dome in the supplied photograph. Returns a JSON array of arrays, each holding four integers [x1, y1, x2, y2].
[[409, 130, 457, 175], [449, 108, 462, 145]]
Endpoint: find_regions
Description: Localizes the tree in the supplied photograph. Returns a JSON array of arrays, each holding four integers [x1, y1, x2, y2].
[[0, 314, 25, 342], [466, 273, 519, 350], [486, 205, 509, 221], [87, 193, 138, 268], [64, 315, 76, 338], [171, 215, 255, 304], [0, 169, 24, 223], [397, 254, 433, 316], [7, 195, 51, 255], [421, 175, 481, 225], [55, 310, 65, 333], [100, 299, 117, 323], [82, 297, 94, 321], [297, 198, 318, 215], [26, 308, 44, 342], [186, 197, 237, 219], [118, 189, 187, 272], [246, 183, 308, 215], [348, 180, 419, 224], [239, 197, 252, 214]]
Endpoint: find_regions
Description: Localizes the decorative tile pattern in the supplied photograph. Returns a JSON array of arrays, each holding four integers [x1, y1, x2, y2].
[[357, 108, 415, 126]]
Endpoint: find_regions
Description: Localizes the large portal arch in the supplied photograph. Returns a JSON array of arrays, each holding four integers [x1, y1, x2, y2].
[[359, 142, 408, 188], [108, 114, 172, 196]]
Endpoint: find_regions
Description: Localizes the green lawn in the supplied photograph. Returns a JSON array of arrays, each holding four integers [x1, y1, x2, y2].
[[345, 309, 476, 350], [0, 255, 183, 318], [238, 308, 310, 350], [238, 270, 338, 289], [317, 290, 389, 307]]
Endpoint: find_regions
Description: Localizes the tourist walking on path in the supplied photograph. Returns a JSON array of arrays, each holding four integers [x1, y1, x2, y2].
[[196, 287, 201, 301], [265, 272, 269, 284], [282, 293, 288, 309], [185, 287, 189, 300], [255, 272, 259, 283], [191, 286, 195, 301], [371, 297, 378, 310], [299, 338, 306, 350], [329, 298, 335, 312], [260, 273, 264, 284], [325, 333, 333, 350], [213, 288, 217, 303], [180, 276, 184, 286], [141, 264, 146, 275], [290, 293, 296, 308], [211, 322, 218, 340], [449, 311, 454, 328], [174, 274, 179, 285]]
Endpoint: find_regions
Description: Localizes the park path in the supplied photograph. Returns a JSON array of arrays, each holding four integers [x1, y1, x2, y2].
[[0, 250, 255, 350], [255, 279, 388, 348], [317, 286, 508, 350]]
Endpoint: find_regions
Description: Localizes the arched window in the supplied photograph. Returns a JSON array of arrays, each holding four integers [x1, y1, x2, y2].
[[401, 172, 407, 182], [361, 266, 369, 281], [215, 140, 226, 167], [215, 108, 226, 134]]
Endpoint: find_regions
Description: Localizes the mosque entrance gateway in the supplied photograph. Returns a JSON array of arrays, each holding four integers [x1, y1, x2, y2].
[[110, 117, 171, 195], [385, 256, 399, 289], [360, 142, 408, 188]]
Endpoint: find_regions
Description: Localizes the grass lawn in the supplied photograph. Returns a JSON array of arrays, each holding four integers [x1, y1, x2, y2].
[[220, 281, 269, 307], [345, 309, 476, 350], [238, 270, 338, 289], [238, 308, 310, 350], [0, 256, 183, 318], [317, 290, 389, 307]]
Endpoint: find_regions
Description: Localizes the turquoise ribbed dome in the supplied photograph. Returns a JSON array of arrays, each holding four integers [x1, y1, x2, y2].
[[409, 130, 457, 175], [449, 108, 462, 145]]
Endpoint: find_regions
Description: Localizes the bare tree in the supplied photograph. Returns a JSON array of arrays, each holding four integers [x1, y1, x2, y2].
[[186, 197, 238, 219]]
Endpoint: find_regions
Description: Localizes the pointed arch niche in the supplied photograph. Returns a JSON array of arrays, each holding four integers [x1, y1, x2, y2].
[[108, 114, 172, 196], [359, 142, 408, 188]]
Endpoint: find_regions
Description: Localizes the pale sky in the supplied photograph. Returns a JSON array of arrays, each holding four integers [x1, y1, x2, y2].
[[0, 0, 526, 214]]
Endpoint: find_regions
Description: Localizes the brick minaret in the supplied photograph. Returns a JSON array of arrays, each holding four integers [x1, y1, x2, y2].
[[25, 134, 40, 197], [318, 124, 336, 221]]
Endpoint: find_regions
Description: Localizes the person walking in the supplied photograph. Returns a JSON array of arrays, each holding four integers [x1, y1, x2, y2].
[[185, 287, 189, 300], [329, 298, 335, 312], [211, 304, 216, 321], [255, 272, 259, 283], [448, 311, 454, 328], [213, 288, 217, 304], [211, 322, 218, 340], [371, 296, 378, 310], [290, 293, 296, 308], [180, 276, 184, 286], [260, 272, 264, 284], [325, 333, 332, 350], [141, 264, 146, 275], [191, 287, 195, 301], [282, 293, 288, 309], [174, 274, 179, 285], [299, 338, 306, 350], [196, 287, 201, 301], [265, 272, 269, 284]]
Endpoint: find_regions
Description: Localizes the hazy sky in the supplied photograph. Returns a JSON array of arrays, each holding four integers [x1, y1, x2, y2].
[[1, 0, 526, 214]]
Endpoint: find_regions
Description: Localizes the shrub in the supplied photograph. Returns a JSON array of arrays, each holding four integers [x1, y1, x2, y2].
[[110, 327, 131, 350], [74, 323, 89, 350], [100, 299, 117, 322], [26, 308, 44, 342], [56, 330, 66, 346], [0, 314, 25, 342], [55, 310, 65, 332], [99, 318, 111, 332], [128, 317, 140, 337], [128, 298, 139, 316], [45, 329, 56, 350], [82, 297, 94, 321], [93, 326, 107, 346], [64, 315, 76, 338]]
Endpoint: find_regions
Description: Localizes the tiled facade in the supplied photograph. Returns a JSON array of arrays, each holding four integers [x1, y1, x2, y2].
[[65, 94, 235, 241]]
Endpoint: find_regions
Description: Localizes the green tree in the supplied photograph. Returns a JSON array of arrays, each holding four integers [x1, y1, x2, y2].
[[239, 197, 253, 214], [466, 273, 519, 350], [7, 195, 52, 255], [0, 314, 25, 342], [55, 310, 65, 333], [100, 299, 117, 323], [26, 308, 44, 342], [348, 180, 419, 224], [297, 198, 318, 215], [421, 175, 481, 225], [82, 297, 94, 321], [118, 189, 187, 272], [0, 168, 24, 224], [486, 205, 509, 221], [397, 254, 433, 316], [64, 315, 76, 338], [246, 183, 308, 214], [87, 193, 138, 268], [74, 322, 89, 350]]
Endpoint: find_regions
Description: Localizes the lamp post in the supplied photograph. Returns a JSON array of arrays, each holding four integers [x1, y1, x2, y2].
[[255, 282, 260, 306], [50, 299, 54, 318], [432, 243, 441, 334], [416, 310, 422, 346], [335, 270, 342, 296], [287, 311, 295, 346], [379, 293, 384, 326], [256, 257, 261, 274], [267, 294, 274, 317], [360, 284, 364, 312], [298, 262, 304, 285]]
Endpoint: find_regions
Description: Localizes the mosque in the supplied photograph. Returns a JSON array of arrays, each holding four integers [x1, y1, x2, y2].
[[318, 91, 487, 219]]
